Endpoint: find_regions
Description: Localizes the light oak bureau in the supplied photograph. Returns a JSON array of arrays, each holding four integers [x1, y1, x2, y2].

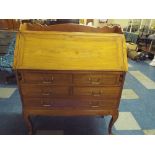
[[13, 23, 128, 134]]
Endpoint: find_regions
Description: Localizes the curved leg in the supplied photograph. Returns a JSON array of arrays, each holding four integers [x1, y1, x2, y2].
[[108, 111, 119, 135], [24, 114, 33, 135]]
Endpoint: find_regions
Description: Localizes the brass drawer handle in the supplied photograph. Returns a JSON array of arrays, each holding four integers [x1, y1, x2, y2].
[[42, 76, 54, 84], [42, 93, 51, 96], [42, 81, 51, 84], [89, 101, 100, 107], [91, 105, 100, 108], [88, 77, 101, 85], [42, 104, 52, 107], [91, 81, 100, 85]]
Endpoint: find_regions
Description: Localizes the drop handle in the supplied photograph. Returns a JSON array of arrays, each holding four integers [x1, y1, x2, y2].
[[91, 91, 102, 96], [89, 101, 99, 107], [42, 93, 51, 96], [91, 81, 101, 85], [88, 77, 101, 85], [41, 100, 53, 106], [91, 105, 100, 108], [42, 76, 54, 84], [42, 81, 51, 84], [42, 104, 52, 107]]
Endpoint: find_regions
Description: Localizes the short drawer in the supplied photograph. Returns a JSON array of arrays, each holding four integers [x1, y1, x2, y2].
[[19, 71, 72, 85], [73, 72, 122, 86], [21, 84, 70, 97], [73, 87, 121, 99]]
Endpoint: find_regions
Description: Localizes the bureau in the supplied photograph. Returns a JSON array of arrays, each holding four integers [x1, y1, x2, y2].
[[13, 23, 128, 134]]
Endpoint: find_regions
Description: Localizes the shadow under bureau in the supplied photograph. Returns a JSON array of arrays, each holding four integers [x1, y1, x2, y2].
[[13, 23, 128, 134]]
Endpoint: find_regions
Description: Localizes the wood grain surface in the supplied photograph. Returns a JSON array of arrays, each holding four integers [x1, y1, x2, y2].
[[14, 23, 127, 134], [13, 32, 127, 71]]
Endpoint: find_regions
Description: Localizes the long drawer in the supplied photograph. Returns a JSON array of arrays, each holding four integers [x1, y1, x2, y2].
[[21, 84, 70, 97], [23, 98, 118, 109], [18, 71, 123, 86], [73, 86, 121, 99], [20, 84, 121, 99]]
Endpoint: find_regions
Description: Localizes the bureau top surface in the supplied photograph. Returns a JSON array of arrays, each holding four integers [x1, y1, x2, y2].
[[13, 31, 128, 71]]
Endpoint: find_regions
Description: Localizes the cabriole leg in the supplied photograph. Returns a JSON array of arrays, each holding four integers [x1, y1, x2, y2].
[[108, 111, 119, 135], [24, 114, 33, 135]]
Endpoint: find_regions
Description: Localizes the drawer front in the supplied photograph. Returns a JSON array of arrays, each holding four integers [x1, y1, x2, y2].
[[20, 72, 72, 85], [21, 85, 70, 97], [23, 98, 74, 109], [73, 73, 121, 86], [23, 98, 118, 109], [74, 99, 118, 109], [73, 87, 120, 99]]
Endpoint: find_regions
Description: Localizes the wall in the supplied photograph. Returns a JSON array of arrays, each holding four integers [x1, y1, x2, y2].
[[93, 19, 129, 28]]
